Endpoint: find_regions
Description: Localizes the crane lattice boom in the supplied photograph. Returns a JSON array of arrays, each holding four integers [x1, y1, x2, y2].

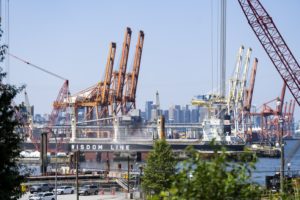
[[116, 27, 132, 101], [238, 0, 300, 105]]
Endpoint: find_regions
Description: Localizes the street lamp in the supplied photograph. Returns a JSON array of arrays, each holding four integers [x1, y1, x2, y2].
[[277, 98, 284, 194], [54, 132, 58, 200]]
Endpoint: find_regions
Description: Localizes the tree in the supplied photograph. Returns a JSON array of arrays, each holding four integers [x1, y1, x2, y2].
[[168, 146, 261, 200], [0, 70, 25, 200], [142, 139, 176, 199]]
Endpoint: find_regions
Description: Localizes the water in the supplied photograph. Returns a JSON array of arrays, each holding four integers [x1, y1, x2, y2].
[[22, 140, 300, 186], [253, 140, 300, 185]]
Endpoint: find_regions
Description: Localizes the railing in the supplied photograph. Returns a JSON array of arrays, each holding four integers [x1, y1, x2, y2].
[[115, 177, 134, 192]]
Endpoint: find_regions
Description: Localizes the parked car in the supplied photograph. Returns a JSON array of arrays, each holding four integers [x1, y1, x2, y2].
[[29, 192, 55, 200], [30, 184, 54, 193], [78, 185, 99, 195], [55, 185, 74, 195]]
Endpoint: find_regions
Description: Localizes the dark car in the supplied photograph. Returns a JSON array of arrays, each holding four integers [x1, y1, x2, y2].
[[30, 183, 54, 193]]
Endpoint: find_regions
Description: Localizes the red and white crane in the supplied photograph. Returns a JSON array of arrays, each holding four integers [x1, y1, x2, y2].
[[238, 0, 300, 106]]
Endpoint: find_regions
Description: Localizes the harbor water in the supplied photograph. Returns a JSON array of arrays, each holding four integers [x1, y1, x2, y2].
[[253, 140, 300, 185], [22, 140, 300, 186]]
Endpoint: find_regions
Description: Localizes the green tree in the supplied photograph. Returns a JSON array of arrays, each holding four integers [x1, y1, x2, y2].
[[0, 70, 25, 200], [168, 146, 261, 200], [142, 139, 176, 199]]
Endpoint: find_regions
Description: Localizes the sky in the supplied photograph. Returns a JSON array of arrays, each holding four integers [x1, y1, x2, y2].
[[5, 0, 300, 121]]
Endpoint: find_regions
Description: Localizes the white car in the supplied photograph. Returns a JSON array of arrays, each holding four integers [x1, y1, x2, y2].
[[29, 192, 55, 200], [55, 185, 75, 195]]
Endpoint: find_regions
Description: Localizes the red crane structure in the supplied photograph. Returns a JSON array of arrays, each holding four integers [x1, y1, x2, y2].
[[238, 0, 300, 106], [250, 83, 295, 141]]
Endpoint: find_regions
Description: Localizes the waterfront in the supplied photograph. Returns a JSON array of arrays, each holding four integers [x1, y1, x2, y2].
[[253, 140, 300, 185], [21, 140, 300, 187]]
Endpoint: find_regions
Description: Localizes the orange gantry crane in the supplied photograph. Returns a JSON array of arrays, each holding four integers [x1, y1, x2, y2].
[[111, 27, 132, 114], [123, 30, 145, 113], [70, 27, 144, 122], [74, 42, 117, 120], [75, 42, 116, 119]]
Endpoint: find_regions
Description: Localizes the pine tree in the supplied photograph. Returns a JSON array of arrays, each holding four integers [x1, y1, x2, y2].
[[0, 70, 25, 200], [142, 139, 176, 199]]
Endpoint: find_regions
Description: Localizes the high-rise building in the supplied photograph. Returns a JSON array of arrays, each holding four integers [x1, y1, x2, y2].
[[163, 110, 169, 123], [174, 105, 181, 123], [145, 101, 153, 122], [151, 107, 158, 122], [183, 105, 191, 123], [141, 111, 146, 122], [168, 106, 175, 123], [191, 106, 200, 123]]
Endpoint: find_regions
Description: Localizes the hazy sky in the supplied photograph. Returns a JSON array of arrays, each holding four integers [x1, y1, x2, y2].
[[6, 0, 300, 121]]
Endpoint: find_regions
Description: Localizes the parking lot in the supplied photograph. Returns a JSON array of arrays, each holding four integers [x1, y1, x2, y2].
[[19, 191, 132, 200]]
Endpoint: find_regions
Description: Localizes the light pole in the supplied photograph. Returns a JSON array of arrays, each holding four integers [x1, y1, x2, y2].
[[127, 155, 130, 194], [54, 132, 58, 200], [277, 97, 284, 194], [75, 150, 79, 200]]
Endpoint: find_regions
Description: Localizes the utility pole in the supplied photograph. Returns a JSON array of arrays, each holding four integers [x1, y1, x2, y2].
[[54, 134, 58, 200], [127, 155, 130, 194], [279, 117, 285, 194], [277, 97, 284, 194], [75, 150, 79, 200]]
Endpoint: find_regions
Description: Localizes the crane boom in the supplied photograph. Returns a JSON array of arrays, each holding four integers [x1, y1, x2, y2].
[[238, 0, 300, 105], [129, 30, 145, 102], [237, 48, 252, 104], [116, 27, 132, 101], [279, 82, 286, 114], [245, 58, 258, 111], [101, 42, 116, 105], [228, 46, 244, 110]]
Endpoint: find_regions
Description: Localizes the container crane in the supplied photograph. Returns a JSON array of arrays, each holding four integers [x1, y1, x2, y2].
[[86, 42, 117, 119], [101, 43, 117, 106], [237, 48, 252, 107], [72, 42, 117, 122], [243, 58, 258, 141], [228, 46, 244, 113], [238, 0, 300, 106], [244, 58, 258, 112], [111, 27, 132, 114], [229, 46, 252, 137], [123, 30, 145, 113]]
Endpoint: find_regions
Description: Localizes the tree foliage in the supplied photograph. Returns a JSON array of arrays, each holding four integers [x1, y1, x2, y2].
[[168, 146, 261, 200], [142, 139, 176, 199], [0, 70, 25, 200]]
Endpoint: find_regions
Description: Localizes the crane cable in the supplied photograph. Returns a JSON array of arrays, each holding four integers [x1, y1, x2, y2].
[[9, 53, 67, 81]]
